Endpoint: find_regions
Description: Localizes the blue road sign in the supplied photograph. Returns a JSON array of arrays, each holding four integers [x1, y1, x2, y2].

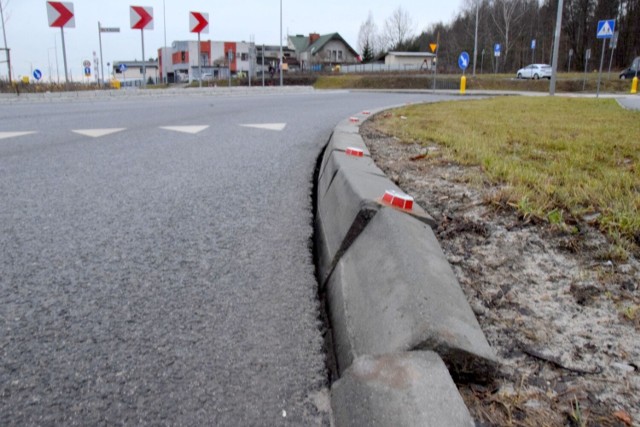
[[84, 67, 91, 76], [458, 51, 470, 71], [494, 43, 501, 57], [531, 39, 536, 50], [596, 19, 615, 39], [33, 69, 42, 81], [119, 63, 127, 72]]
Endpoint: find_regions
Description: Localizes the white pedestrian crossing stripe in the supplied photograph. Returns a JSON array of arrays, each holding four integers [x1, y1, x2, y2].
[[240, 123, 287, 131], [72, 128, 126, 138], [0, 131, 36, 140], [160, 126, 209, 134]]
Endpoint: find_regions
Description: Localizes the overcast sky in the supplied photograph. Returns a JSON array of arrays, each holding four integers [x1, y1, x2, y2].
[[1, 0, 463, 81]]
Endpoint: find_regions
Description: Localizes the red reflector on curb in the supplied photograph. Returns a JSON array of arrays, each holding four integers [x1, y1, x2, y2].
[[382, 190, 414, 210], [349, 117, 360, 123], [345, 147, 364, 157], [362, 111, 371, 115]]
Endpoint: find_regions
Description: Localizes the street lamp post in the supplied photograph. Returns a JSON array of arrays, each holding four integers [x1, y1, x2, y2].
[[0, 0, 12, 83], [549, 0, 564, 96], [473, 1, 479, 76], [279, 0, 283, 87]]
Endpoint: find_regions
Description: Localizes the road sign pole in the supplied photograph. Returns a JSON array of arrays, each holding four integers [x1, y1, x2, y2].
[[583, 49, 589, 91], [432, 31, 439, 91], [198, 32, 202, 88], [607, 35, 616, 80], [596, 38, 606, 98], [141, 29, 146, 88], [61, 27, 69, 83]]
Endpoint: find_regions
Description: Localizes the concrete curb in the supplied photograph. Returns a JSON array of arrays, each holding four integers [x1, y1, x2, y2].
[[327, 206, 497, 375], [331, 352, 474, 427], [317, 107, 497, 426]]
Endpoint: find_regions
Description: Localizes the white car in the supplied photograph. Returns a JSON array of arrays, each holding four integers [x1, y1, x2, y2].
[[516, 64, 552, 80]]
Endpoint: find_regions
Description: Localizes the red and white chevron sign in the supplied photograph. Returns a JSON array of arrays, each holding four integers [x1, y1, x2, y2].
[[190, 12, 209, 34], [130, 6, 153, 30], [46, 1, 75, 28]]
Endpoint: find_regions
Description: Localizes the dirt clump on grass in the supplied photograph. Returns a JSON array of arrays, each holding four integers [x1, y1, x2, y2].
[[361, 118, 640, 427]]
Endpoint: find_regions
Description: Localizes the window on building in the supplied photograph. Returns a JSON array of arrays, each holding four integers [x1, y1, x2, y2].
[[241, 53, 248, 61], [338, 50, 343, 60]]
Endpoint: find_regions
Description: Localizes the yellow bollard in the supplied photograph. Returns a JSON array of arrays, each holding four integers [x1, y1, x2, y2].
[[632, 76, 638, 95], [460, 75, 467, 95]]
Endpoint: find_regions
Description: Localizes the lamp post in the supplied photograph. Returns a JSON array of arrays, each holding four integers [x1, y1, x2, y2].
[[473, 0, 479, 76], [549, 0, 564, 96], [0, 0, 12, 83], [279, 0, 283, 86], [163, 0, 167, 83]]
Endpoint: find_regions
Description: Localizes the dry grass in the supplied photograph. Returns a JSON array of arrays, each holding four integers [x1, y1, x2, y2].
[[371, 97, 640, 257]]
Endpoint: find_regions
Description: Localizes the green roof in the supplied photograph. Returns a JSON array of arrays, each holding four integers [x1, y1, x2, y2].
[[289, 35, 310, 53], [289, 33, 359, 57]]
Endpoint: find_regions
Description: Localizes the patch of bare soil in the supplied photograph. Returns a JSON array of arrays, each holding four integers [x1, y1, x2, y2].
[[361, 119, 640, 427]]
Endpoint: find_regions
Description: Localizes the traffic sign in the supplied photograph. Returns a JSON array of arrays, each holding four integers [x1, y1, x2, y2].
[[429, 43, 437, 53], [494, 43, 501, 57], [33, 69, 42, 81], [531, 39, 536, 50], [190, 12, 209, 34], [46, 2, 75, 28], [458, 51, 470, 71], [596, 19, 615, 39], [84, 67, 91, 76], [119, 64, 127, 72], [83, 60, 91, 67], [130, 6, 153, 30]]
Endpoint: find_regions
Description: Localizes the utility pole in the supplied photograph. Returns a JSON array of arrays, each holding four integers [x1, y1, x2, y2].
[[0, 0, 12, 84], [279, 0, 283, 87], [473, 1, 479, 76], [549, 0, 564, 96]]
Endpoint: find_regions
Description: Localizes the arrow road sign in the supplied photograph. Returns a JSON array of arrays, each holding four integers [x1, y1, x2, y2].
[[494, 43, 501, 57], [47, 2, 75, 28], [130, 6, 153, 30], [458, 51, 470, 71], [596, 19, 615, 39], [190, 12, 209, 34], [33, 69, 42, 81]]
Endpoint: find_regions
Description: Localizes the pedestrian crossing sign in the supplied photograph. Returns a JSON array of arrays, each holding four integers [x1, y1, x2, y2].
[[596, 20, 615, 39]]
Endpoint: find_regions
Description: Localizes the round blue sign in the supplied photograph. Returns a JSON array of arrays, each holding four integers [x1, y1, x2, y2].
[[458, 52, 470, 71], [33, 69, 42, 81]]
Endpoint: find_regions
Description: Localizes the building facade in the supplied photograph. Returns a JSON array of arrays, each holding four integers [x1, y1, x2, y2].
[[159, 40, 259, 83]]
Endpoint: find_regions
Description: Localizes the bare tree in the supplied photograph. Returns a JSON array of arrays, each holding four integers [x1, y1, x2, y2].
[[383, 6, 415, 51], [358, 11, 378, 61], [490, 0, 527, 66]]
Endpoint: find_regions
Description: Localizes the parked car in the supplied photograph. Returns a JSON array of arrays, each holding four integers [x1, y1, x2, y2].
[[516, 64, 552, 79], [619, 56, 640, 79]]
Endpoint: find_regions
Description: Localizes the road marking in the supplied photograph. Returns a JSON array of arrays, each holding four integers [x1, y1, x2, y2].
[[0, 131, 36, 140], [160, 126, 209, 134], [240, 123, 287, 131], [72, 128, 126, 138]]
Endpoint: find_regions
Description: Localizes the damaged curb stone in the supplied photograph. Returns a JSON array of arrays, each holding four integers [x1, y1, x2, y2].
[[331, 352, 474, 427]]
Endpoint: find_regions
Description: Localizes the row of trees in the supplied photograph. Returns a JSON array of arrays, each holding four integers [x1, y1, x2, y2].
[[358, 1, 640, 73]]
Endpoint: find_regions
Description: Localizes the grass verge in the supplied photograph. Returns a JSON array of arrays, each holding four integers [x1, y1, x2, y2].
[[370, 97, 640, 257]]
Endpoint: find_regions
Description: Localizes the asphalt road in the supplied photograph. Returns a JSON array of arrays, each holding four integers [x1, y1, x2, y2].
[[0, 89, 453, 425]]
